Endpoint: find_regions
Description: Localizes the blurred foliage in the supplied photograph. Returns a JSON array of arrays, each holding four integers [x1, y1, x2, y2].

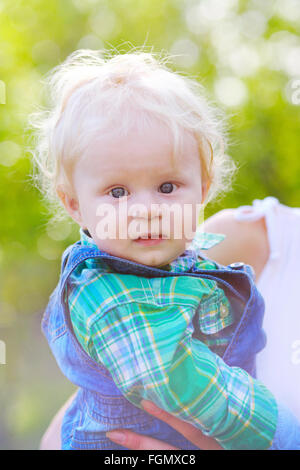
[[0, 0, 300, 449]]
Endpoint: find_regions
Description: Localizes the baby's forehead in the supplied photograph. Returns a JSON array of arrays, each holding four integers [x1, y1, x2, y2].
[[81, 121, 200, 172]]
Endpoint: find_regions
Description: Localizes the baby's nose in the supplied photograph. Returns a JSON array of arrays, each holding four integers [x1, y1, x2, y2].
[[130, 201, 161, 220]]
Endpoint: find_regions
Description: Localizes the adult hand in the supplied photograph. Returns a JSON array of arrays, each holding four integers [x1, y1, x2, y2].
[[106, 400, 223, 450]]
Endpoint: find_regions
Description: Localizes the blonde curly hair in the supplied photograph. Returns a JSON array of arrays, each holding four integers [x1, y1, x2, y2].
[[28, 48, 235, 220]]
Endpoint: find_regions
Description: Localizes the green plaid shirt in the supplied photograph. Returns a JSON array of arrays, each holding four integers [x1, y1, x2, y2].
[[67, 228, 277, 450]]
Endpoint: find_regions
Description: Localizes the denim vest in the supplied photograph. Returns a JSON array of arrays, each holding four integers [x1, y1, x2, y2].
[[42, 241, 266, 450]]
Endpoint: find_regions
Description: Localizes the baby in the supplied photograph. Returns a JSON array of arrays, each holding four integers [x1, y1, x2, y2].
[[31, 49, 300, 450]]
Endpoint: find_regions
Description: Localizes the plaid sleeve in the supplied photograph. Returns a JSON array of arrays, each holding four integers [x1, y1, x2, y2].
[[84, 301, 277, 450]]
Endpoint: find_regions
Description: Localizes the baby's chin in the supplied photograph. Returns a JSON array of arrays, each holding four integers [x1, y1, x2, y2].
[[93, 238, 184, 267], [129, 248, 182, 268]]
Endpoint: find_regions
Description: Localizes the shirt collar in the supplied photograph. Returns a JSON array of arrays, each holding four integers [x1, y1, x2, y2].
[[79, 227, 225, 273], [80, 228, 98, 248]]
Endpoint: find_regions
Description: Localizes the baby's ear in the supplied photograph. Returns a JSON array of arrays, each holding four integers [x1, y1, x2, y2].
[[56, 184, 83, 226]]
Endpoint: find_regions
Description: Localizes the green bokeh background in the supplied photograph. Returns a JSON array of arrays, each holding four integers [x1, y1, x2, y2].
[[0, 0, 299, 449]]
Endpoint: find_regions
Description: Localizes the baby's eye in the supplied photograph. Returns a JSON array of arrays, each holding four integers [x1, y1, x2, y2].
[[109, 187, 129, 198], [159, 182, 178, 194]]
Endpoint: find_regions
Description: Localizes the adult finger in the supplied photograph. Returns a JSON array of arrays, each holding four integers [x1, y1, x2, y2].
[[106, 429, 179, 450], [141, 400, 222, 450]]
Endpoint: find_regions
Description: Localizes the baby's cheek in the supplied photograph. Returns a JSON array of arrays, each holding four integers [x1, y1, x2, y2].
[[93, 206, 119, 241], [170, 205, 197, 241]]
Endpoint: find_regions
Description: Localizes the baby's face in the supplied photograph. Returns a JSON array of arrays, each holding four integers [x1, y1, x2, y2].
[[72, 121, 204, 267]]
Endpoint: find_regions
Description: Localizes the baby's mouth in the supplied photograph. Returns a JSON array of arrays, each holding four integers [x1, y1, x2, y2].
[[137, 233, 163, 240], [133, 234, 165, 245]]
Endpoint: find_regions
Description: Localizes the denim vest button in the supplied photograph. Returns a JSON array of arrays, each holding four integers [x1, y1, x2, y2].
[[229, 262, 245, 269]]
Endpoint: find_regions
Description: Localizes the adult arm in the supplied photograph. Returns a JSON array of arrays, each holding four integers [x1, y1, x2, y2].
[[39, 392, 77, 450], [203, 209, 269, 279]]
